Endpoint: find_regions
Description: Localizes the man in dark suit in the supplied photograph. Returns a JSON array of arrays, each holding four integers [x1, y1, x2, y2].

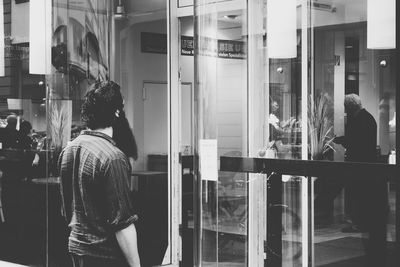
[[335, 94, 377, 163], [334, 94, 387, 266]]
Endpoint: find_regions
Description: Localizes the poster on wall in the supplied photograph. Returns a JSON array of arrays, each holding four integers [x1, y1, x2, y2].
[[141, 32, 167, 54], [199, 139, 218, 181]]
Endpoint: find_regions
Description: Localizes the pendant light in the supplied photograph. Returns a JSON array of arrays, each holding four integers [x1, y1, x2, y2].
[[29, 0, 51, 74], [267, 0, 297, 58], [367, 0, 396, 49]]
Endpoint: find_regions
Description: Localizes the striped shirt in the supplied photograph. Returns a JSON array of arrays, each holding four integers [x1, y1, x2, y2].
[[58, 130, 138, 260]]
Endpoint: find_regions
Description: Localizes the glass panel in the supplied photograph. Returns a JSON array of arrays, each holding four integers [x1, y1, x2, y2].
[[247, 0, 308, 266], [311, 0, 397, 266], [50, 1, 112, 266], [180, 15, 195, 267], [249, 0, 305, 162], [312, 2, 396, 164], [194, 0, 249, 265], [0, 98, 47, 267], [111, 0, 169, 266], [0, 0, 48, 265], [266, 175, 304, 266]]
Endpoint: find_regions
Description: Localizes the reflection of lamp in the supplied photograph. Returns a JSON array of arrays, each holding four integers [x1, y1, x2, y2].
[[114, 0, 126, 20], [224, 15, 239, 20], [367, 0, 396, 49], [30, 0, 51, 74], [267, 0, 297, 58], [389, 112, 396, 127]]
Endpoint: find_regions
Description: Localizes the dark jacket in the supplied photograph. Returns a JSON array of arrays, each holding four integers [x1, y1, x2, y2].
[[343, 108, 377, 163]]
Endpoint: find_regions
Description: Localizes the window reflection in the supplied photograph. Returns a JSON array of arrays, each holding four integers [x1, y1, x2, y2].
[[0, 99, 48, 266]]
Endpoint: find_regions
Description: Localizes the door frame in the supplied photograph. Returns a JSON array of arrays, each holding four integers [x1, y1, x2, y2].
[[169, 0, 183, 265]]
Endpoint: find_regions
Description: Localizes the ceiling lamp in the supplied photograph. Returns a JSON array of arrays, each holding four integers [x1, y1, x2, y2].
[[367, 0, 396, 49], [267, 0, 297, 58], [114, 0, 126, 20]]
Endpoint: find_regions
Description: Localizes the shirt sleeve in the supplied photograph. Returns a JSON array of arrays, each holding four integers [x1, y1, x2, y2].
[[103, 157, 138, 232]]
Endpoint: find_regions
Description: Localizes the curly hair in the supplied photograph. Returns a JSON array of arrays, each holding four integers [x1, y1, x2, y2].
[[81, 81, 124, 130]]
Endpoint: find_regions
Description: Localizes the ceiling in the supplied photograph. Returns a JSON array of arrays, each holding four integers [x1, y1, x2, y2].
[[120, 0, 369, 29]]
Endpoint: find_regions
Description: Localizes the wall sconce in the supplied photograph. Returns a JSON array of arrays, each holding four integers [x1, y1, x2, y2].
[[114, 0, 126, 20], [367, 0, 396, 49], [379, 59, 387, 68], [267, 0, 297, 58]]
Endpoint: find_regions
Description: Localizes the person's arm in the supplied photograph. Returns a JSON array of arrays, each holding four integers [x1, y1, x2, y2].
[[116, 224, 141, 267], [333, 136, 347, 148], [104, 157, 140, 266]]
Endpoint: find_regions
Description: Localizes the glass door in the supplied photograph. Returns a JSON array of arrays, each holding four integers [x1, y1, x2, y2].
[[194, 0, 251, 266]]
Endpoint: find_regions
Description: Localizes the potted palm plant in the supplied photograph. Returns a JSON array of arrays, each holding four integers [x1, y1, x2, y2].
[[308, 93, 334, 160]]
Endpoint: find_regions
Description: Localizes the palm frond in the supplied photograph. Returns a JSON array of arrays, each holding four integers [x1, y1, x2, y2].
[[308, 93, 334, 160]]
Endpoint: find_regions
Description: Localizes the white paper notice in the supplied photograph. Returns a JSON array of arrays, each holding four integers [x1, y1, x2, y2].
[[199, 139, 218, 181]]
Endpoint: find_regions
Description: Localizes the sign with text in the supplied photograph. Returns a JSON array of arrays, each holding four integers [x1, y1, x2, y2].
[[218, 39, 246, 59], [199, 139, 218, 181], [181, 35, 194, 56], [182, 36, 246, 59]]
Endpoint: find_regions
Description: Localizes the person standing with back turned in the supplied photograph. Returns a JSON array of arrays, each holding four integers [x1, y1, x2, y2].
[[334, 93, 387, 266], [58, 81, 141, 267]]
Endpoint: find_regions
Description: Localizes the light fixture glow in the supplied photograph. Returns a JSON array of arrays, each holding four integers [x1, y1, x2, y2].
[[224, 15, 239, 20], [267, 0, 297, 58], [29, 0, 51, 74], [389, 112, 396, 127], [367, 0, 396, 49]]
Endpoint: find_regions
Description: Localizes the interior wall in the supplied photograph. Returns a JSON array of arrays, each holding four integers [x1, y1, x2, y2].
[[216, 58, 246, 157], [117, 19, 167, 170]]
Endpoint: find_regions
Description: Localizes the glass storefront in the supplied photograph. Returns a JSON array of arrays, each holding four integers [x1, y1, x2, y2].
[[0, 0, 398, 266], [194, 0, 398, 266], [1, 0, 172, 266]]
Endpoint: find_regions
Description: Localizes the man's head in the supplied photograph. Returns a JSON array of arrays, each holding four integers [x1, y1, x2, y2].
[[271, 101, 279, 113], [81, 81, 124, 130], [344, 94, 362, 118], [6, 114, 17, 129]]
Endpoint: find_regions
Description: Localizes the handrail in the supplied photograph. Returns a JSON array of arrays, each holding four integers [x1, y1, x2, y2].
[[220, 156, 398, 182]]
